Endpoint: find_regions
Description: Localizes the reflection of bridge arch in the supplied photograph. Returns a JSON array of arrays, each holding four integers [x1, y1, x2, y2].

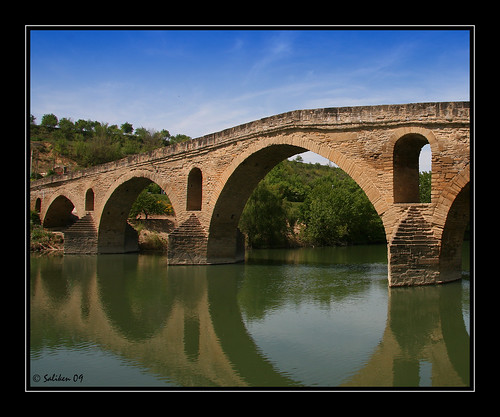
[[31, 255, 470, 388], [342, 283, 469, 387], [96, 255, 171, 341]]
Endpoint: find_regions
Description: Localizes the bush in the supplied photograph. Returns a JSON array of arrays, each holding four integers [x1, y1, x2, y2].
[[239, 181, 290, 248], [300, 175, 386, 246]]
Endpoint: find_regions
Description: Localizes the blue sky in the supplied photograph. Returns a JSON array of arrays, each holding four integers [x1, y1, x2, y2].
[[29, 28, 470, 168]]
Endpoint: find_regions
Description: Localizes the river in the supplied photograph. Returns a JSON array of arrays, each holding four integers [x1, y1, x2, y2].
[[29, 243, 471, 389]]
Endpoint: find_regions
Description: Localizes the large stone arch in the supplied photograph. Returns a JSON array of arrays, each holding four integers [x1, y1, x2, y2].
[[436, 167, 470, 283], [206, 134, 387, 264], [96, 169, 179, 254], [434, 164, 470, 233]]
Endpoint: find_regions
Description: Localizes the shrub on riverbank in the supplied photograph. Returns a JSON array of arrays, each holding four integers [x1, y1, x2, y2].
[[30, 210, 63, 252], [30, 225, 64, 252]]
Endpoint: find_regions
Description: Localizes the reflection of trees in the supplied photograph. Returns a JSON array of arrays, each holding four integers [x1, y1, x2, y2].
[[30, 255, 469, 388], [97, 255, 171, 342], [238, 262, 379, 321]]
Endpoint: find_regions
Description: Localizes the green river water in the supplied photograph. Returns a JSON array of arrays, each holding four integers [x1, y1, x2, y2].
[[29, 243, 471, 389]]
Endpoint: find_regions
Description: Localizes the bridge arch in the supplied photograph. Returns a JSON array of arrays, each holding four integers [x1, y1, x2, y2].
[[42, 192, 80, 228], [97, 170, 179, 253], [85, 188, 95, 211], [34, 198, 41, 213], [436, 166, 470, 282], [206, 134, 387, 264]]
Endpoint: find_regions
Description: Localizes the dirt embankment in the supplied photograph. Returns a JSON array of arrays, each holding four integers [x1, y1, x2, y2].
[[30, 216, 177, 253], [129, 216, 177, 252]]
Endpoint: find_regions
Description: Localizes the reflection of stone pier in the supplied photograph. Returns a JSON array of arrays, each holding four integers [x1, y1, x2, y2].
[[342, 284, 469, 387], [30, 256, 469, 388]]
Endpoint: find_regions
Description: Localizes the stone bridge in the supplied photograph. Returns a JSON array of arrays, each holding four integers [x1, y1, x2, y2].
[[30, 101, 470, 287]]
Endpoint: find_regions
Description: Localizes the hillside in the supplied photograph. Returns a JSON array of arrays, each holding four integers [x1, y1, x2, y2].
[[30, 140, 80, 176], [29, 114, 191, 177]]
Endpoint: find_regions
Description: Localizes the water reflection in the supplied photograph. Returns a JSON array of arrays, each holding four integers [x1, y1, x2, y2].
[[30, 248, 470, 388], [342, 283, 470, 387]]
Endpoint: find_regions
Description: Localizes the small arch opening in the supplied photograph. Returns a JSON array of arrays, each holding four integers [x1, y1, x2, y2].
[[85, 188, 95, 211], [187, 168, 202, 211], [393, 134, 431, 203], [418, 144, 432, 203], [35, 198, 42, 213]]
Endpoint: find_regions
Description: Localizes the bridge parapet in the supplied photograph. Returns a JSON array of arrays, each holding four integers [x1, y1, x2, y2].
[[30, 101, 469, 189]]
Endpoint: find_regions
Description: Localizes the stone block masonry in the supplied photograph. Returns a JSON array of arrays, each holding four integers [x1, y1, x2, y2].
[[30, 102, 470, 286], [388, 206, 441, 286], [168, 214, 208, 264], [63, 213, 97, 254]]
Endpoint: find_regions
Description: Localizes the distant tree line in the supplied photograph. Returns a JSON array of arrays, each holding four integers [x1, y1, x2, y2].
[[239, 159, 432, 249], [30, 113, 191, 169]]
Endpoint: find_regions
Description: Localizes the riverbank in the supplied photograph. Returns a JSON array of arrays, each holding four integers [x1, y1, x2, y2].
[[29, 216, 176, 253], [129, 217, 176, 252], [30, 226, 64, 252]]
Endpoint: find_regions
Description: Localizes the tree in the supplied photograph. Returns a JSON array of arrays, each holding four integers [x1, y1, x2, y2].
[[159, 129, 171, 145], [136, 128, 164, 152], [129, 184, 173, 219], [121, 122, 134, 134], [419, 171, 431, 203], [239, 181, 290, 248], [300, 175, 385, 246], [169, 134, 191, 144], [58, 117, 74, 134], [75, 119, 93, 132], [41, 113, 58, 128]]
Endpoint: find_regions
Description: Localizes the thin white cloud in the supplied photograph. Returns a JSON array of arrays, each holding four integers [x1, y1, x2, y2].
[[30, 30, 469, 142], [243, 31, 297, 85]]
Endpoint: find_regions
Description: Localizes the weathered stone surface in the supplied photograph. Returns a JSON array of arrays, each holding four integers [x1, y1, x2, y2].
[[168, 214, 208, 264], [63, 213, 97, 254], [30, 102, 470, 286]]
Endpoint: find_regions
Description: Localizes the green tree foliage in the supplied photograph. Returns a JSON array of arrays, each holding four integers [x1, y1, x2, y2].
[[239, 181, 290, 248], [41, 113, 58, 128], [239, 160, 386, 248], [129, 184, 174, 219], [30, 113, 192, 169], [299, 175, 386, 246], [419, 171, 431, 203], [120, 122, 134, 134]]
